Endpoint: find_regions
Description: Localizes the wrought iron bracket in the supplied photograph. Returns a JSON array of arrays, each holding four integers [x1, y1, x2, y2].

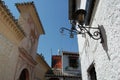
[[60, 24, 104, 43]]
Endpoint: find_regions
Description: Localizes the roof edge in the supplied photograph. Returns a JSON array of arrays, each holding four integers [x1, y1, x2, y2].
[[15, 1, 45, 35]]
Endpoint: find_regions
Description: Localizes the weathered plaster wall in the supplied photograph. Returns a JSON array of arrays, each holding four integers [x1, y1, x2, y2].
[[0, 1, 47, 80], [34, 55, 50, 80], [18, 12, 39, 59], [0, 34, 19, 80], [78, 0, 120, 80]]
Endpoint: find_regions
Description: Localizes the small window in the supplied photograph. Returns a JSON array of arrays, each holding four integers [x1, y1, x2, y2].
[[87, 64, 97, 80], [69, 56, 78, 68], [85, 0, 97, 25]]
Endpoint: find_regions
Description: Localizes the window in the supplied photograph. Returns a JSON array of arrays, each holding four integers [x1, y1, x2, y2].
[[69, 56, 78, 68], [87, 64, 97, 80], [85, 0, 98, 25]]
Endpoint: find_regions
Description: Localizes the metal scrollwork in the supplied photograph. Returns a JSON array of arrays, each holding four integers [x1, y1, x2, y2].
[[60, 21, 104, 43]]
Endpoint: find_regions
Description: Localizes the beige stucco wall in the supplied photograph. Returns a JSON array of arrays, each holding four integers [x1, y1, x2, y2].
[[0, 34, 19, 80], [18, 13, 39, 59], [78, 0, 120, 80], [0, 1, 47, 80], [34, 55, 50, 80], [0, 5, 21, 79], [15, 3, 45, 80]]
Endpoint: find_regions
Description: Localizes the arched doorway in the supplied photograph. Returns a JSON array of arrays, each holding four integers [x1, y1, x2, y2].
[[19, 69, 29, 80]]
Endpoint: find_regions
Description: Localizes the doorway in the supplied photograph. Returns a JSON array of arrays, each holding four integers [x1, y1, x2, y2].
[[19, 69, 29, 80]]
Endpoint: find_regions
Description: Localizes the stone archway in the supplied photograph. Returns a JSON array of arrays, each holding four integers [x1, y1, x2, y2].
[[19, 69, 29, 80]]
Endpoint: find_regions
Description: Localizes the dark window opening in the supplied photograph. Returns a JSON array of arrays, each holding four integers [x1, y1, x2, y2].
[[69, 56, 78, 68], [88, 64, 97, 80]]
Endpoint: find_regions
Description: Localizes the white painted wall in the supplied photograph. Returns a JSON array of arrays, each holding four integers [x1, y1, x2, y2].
[[62, 54, 69, 71], [77, 0, 120, 80]]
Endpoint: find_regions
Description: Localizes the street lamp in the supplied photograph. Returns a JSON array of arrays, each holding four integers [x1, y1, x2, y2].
[[75, 9, 86, 25], [60, 9, 104, 43]]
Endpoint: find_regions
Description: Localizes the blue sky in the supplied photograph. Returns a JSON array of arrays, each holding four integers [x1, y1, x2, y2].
[[4, 0, 78, 66]]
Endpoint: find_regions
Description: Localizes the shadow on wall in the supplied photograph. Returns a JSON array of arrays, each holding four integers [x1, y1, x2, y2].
[[99, 25, 110, 60]]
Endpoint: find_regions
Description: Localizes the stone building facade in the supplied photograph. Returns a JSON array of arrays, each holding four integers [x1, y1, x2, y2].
[[77, 0, 120, 80], [0, 1, 50, 80], [35, 54, 51, 80]]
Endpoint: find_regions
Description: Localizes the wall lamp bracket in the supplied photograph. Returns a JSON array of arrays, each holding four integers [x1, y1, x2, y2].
[[60, 23, 104, 43], [60, 9, 104, 43]]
